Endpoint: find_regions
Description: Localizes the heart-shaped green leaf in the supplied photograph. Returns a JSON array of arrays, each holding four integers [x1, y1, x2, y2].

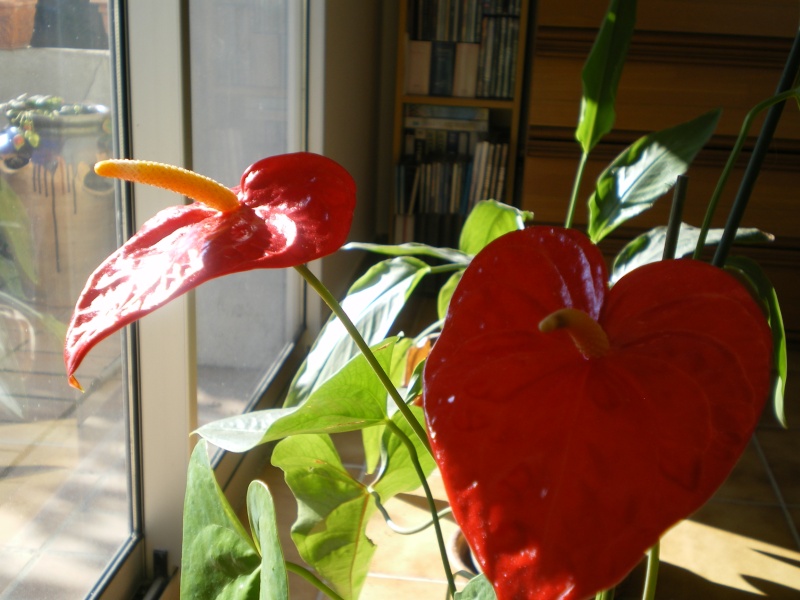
[[456, 575, 497, 600], [272, 434, 376, 599]]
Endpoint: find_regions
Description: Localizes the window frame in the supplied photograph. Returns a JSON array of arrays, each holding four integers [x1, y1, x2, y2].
[[92, 1, 313, 596]]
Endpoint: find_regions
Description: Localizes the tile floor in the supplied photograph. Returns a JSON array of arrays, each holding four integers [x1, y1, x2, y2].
[[251, 346, 800, 599]]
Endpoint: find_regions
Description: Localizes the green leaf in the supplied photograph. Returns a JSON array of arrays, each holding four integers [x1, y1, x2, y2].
[[182, 440, 261, 600], [247, 481, 289, 600], [437, 269, 464, 320], [574, 0, 637, 153], [458, 200, 533, 256], [284, 257, 431, 407], [724, 256, 788, 428], [587, 109, 721, 242], [196, 339, 399, 452], [611, 223, 773, 283], [372, 406, 436, 500], [455, 574, 497, 599], [0, 177, 37, 285], [345, 241, 470, 264], [272, 434, 376, 599]]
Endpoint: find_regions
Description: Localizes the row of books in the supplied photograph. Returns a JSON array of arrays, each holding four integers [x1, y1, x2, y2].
[[394, 138, 509, 244], [402, 103, 490, 160], [408, 0, 522, 43], [405, 15, 519, 98]]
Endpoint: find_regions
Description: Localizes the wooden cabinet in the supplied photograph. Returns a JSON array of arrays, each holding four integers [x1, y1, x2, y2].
[[521, 0, 800, 339], [390, 0, 533, 245]]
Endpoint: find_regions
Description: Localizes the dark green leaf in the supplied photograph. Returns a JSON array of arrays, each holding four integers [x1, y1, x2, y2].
[[284, 257, 430, 407], [246, 481, 288, 600], [372, 406, 436, 500], [459, 200, 533, 256], [345, 241, 470, 264], [272, 434, 376, 599], [196, 339, 398, 452], [574, 0, 637, 153], [181, 440, 261, 600], [611, 223, 773, 283], [588, 109, 721, 242], [724, 256, 788, 428], [455, 574, 497, 599]]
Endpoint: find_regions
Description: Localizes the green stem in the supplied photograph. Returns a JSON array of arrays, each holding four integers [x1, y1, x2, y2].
[[295, 264, 433, 456], [386, 420, 457, 597], [693, 87, 799, 259], [565, 150, 589, 229], [285, 561, 345, 600], [371, 490, 452, 535], [429, 263, 466, 275], [641, 541, 660, 600], [595, 588, 615, 600]]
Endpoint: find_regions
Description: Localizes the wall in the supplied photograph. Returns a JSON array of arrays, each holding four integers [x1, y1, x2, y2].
[[310, 0, 383, 306]]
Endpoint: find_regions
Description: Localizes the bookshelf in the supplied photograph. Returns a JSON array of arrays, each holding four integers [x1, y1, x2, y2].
[[391, 0, 532, 245]]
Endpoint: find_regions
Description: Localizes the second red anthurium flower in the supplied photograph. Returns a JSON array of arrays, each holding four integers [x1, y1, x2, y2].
[[423, 226, 772, 600], [65, 152, 356, 389]]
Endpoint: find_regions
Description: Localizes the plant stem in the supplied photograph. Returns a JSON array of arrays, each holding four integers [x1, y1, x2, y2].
[[692, 88, 799, 260], [641, 541, 660, 600], [565, 151, 589, 229], [371, 490, 452, 535], [710, 25, 800, 266], [663, 175, 688, 261], [595, 588, 615, 600], [295, 264, 433, 456], [285, 561, 345, 600], [386, 420, 457, 597]]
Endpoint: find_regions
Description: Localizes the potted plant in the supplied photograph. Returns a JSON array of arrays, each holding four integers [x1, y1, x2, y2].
[[61, 0, 790, 598], [0, 94, 113, 308]]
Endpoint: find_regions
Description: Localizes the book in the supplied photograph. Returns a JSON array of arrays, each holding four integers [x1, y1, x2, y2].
[[404, 116, 490, 132], [406, 39, 432, 94], [429, 41, 456, 96], [452, 42, 480, 97], [405, 103, 489, 120]]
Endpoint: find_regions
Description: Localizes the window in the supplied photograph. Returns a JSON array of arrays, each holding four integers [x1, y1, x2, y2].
[[0, 1, 307, 597]]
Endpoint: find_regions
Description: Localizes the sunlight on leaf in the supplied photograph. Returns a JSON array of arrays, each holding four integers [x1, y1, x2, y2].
[[588, 109, 721, 242], [247, 481, 288, 599], [458, 200, 533, 256], [272, 434, 376, 599], [455, 574, 497, 599]]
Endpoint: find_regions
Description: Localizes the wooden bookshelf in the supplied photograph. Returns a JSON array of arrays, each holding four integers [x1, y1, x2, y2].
[[390, 0, 532, 245]]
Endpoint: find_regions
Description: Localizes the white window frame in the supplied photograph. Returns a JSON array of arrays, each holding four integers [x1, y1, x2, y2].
[[93, 2, 312, 597]]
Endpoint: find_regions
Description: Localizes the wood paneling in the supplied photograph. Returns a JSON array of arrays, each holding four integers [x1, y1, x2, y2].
[[522, 0, 800, 338]]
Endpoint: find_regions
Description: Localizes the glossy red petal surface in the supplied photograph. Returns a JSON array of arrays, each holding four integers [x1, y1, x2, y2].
[[65, 152, 355, 383], [423, 227, 772, 600]]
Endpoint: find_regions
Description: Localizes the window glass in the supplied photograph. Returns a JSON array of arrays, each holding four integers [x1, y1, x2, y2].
[[0, 1, 132, 598], [190, 0, 303, 426]]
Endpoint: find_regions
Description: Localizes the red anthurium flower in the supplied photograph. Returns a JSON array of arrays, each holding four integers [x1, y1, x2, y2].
[[423, 226, 772, 600], [65, 152, 356, 389]]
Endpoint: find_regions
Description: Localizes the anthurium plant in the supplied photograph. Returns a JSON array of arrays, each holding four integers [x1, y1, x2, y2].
[[63, 0, 793, 598]]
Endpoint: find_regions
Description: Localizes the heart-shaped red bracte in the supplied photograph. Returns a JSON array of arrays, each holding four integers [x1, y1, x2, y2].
[[65, 152, 355, 388], [423, 226, 772, 600]]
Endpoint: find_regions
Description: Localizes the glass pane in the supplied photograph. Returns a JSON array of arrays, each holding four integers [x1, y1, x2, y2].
[[0, 1, 132, 598], [190, 0, 302, 426]]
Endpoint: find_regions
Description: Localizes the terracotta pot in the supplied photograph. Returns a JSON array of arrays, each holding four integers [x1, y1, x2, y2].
[[0, 0, 38, 50]]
